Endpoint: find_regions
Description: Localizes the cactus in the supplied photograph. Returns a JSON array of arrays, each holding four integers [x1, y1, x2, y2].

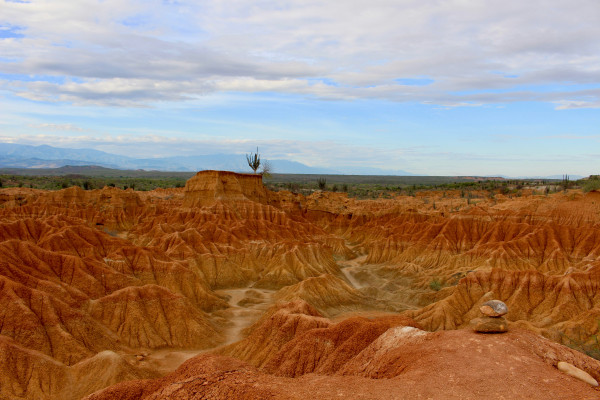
[[246, 147, 261, 174]]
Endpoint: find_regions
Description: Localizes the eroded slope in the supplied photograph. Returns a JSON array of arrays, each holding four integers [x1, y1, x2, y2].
[[1, 172, 599, 399]]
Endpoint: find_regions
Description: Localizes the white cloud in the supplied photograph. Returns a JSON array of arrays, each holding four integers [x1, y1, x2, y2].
[[27, 123, 87, 131], [554, 100, 600, 110], [0, 0, 599, 106]]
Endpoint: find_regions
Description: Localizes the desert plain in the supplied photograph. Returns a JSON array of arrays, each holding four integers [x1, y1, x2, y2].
[[0, 170, 599, 399]]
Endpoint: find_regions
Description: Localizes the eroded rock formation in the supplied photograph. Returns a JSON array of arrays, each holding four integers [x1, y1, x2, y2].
[[86, 321, 600, 400], [1, 172, 600, 399]]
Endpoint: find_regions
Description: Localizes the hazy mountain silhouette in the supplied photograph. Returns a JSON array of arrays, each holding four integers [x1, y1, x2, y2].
[[0, 143, 416, 175]]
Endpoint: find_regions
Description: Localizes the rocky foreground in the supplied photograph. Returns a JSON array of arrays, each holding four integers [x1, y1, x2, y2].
[[1, 171, 600, 399]]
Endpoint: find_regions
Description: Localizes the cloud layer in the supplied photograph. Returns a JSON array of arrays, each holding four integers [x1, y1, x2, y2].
[[1, 0, 600, 107]]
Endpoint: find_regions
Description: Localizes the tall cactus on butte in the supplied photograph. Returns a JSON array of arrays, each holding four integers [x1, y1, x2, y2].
[[246, 147, 261, 174]]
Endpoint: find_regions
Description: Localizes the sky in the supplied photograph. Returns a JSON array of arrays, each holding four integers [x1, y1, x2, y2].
[[0, 0, 599, 176]]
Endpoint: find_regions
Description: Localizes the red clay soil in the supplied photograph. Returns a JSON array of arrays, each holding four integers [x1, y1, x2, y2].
[[85, 328, 600, 400], [2, 173, 600, 399]]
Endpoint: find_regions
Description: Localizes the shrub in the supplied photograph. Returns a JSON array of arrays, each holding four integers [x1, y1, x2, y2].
[[583, 176, 600, 193], [260, 160, 273, 178], [429, 279, 442, 291], [317, 177, 327, 190]]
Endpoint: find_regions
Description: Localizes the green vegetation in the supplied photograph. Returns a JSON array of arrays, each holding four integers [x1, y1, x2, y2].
[[244, 149, 274, 177], [0, 173, 187, 191], [246, 148, 261, 174], [582, 175, 600, 193], [0, 166, 597, 200], [317, 177, 327, 190], [264, 174, 580, 199], [429, 279, 443, 291], [562, 174, 571, 191], [260, 160, 273, 178], [560, 320, 600, 361]]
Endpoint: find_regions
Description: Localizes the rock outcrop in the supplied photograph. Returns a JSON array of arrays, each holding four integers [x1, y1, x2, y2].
[[85, 327, 600, 400], [273, 274, 375, 316], [406, 265, 600, 346], [183, 170, 268, 207], [2, 173, 600, 399]]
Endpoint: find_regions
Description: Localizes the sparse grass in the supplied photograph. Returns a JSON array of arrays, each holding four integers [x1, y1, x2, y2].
[[0, 174, 188, 191], [429, 279, 442, 291], [3, 167, 597, 198], [264, 175, 576, 199], [560, 320, 600, 360]]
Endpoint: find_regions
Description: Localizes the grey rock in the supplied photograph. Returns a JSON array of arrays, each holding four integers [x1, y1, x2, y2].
[[479, 300, 508, 317]]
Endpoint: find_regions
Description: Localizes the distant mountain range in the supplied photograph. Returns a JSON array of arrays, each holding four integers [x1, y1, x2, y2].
[[0, 143, 416, 175], [0, 143, 583, 178]]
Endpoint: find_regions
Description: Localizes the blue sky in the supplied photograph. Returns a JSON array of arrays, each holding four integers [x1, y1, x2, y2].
[[0, 0, 599, 176]]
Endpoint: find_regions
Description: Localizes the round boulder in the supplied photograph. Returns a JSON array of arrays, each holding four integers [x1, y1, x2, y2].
[[479, 300, 508, 317]]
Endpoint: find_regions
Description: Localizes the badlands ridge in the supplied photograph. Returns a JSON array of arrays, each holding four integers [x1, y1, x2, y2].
[[0, 170, 599, 399]]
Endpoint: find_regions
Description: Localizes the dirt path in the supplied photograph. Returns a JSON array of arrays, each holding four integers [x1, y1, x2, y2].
[[215, 287, 275, 345], [140, 287, 275, 375], [335, 241, 428, 313], [338, 254, 368, 289]]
